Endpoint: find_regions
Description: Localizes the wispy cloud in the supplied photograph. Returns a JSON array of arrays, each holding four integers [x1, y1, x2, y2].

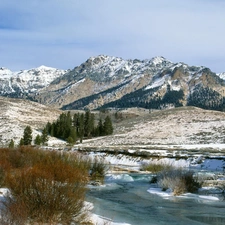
[[1, 0, 225, 72]]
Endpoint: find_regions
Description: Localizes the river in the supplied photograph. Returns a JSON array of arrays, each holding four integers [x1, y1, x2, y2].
[[86, 173, 225, 225]]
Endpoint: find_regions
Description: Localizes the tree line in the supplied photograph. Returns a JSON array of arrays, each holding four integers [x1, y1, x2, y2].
[[187, 86, 225, 111], [45, 111, 113, 144], [9, 111, 114, 147]]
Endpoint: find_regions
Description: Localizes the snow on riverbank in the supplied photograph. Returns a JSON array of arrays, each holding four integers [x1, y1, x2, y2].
[[147, 187, 220, 202], [0, 189, 131, 225]]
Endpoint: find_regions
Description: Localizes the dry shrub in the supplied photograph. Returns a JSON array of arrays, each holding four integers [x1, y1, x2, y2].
[[89, 157, 109, 183], [0, 198, 28, 225], [0, 146, 45, 171], [141, 161, 173, 173], [157, 168, 201, 195], [1, 146, 90, 224]]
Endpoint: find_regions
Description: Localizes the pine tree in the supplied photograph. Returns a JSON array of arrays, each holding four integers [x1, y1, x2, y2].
[[41, 127, 49, 145], [84, 110, 91, 138], [19, 138, 24, 146], [8, 139, 14, 148], [66, 136, 74, 145], [45, 122, 52, 134], [103, 116, 113, 135], [34, 134, 42, 145], [69, 127, 77, 143], [79, 113, 84, 142], [23, 126, 32, 145], [50, 122, 55, 137], [97, 118, 104, 136]]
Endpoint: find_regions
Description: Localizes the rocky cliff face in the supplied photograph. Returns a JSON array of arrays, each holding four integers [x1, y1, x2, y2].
[[1, 55, 225, 110]]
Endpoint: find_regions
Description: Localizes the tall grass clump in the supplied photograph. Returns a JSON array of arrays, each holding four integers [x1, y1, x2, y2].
[[141, 161, 173, 173], [157, 168, 201, 196], [0, 146, 91, 224], [89, 157, 109, 183]]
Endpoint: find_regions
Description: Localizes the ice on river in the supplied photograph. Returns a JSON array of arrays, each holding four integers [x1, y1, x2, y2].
[[148, 187, 220, 202]]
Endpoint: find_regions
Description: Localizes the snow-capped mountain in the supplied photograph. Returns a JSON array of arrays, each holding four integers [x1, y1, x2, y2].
[[1, 55, 225, 111], [0, 66, 67, 96], [36, 55, 225, 110], [217, 72, 225, 80]]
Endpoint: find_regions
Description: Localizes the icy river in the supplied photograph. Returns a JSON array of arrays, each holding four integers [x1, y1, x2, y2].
[[86, 173, 225, 225]]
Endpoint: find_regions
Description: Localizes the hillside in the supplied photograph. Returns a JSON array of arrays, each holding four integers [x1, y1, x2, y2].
[[75, 106, 225, 149], [1, 97, 225, 159], [0, 97, 62, 146], [38, 55, 225, 111]]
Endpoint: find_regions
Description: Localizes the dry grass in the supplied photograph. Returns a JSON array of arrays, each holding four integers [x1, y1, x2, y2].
[[157, 168, 202, 195], [89, 157, 109, 183], [141, 162, 173, 173], [0, 146, 91, 224], [75, 106, 225, 148]]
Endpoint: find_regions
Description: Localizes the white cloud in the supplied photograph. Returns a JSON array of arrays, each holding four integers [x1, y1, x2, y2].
[[0, 0, 225, 72]]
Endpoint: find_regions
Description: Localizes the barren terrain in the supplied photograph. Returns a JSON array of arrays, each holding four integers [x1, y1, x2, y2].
[[1, 96, 225, 155], [0, 97, 62, 146], [77, 107, 225, 146]]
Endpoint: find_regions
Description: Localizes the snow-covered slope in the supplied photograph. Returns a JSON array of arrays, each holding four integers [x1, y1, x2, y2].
[[71, 55, 172, 81], [217, 72, 225, 80], [0, 66, 66, 95], [1, 55, 225, 110], [0, 97, 62, 146], [75, 106, 225, 147], [57, 55, 225, 110]]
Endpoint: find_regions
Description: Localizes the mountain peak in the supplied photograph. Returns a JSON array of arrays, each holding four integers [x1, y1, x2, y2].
[[0, 67, 13, 77], [36, 65, 59, 71], [0, 67, 8, 70], [1, 55, 225, 112], [150, 56, 172, 65]]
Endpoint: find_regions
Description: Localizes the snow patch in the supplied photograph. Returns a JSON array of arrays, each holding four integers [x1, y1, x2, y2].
[[145, 75, 168, 90], [148, 187, 220, 201]]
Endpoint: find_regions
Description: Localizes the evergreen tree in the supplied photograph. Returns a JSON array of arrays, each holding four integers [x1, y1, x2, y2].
[[69, 127, 77, 143], [19, 138, 24, 146], [97, 118, 104, 136], [8, 139, 14, 148], [34, 134, 42, 145], [23, 126, 32, 145], [79, 113, 84, 142], [90, 113, 95, 137], [103, 116, 113, 135], [84, 110, 92, 138], [73, 113, 80, 134], [50, 122, 55, 137], [43, 110, 114, 142], [66, 136, 74, 145], [45, 122, 52, 134], [41, 127, 49, 145]]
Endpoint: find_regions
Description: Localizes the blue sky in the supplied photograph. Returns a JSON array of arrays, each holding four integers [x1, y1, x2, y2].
[[1, 0, 225, 73]]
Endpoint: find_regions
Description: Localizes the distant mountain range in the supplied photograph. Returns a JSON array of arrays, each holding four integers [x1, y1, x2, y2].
[[1, 55, 225, 111]]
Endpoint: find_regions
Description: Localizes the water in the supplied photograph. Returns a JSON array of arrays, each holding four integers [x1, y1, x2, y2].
[[86, 173, 225, 225]]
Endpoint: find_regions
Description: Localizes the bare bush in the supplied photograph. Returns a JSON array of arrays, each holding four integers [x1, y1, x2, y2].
[[1, 146, 91, 224], [0, 197, 28, 225], [141, 161, 173, 173], [89, 157, 109, 183], [157, 168, 201, 195]]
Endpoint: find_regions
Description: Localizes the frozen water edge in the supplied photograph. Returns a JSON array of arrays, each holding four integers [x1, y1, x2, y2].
[[0, 189, 131, 225], [147, 187, 220, 202]]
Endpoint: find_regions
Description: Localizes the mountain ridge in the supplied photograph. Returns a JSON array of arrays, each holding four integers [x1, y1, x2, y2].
[[0, 66, 67, 96], [1, 55, 225, 111]]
